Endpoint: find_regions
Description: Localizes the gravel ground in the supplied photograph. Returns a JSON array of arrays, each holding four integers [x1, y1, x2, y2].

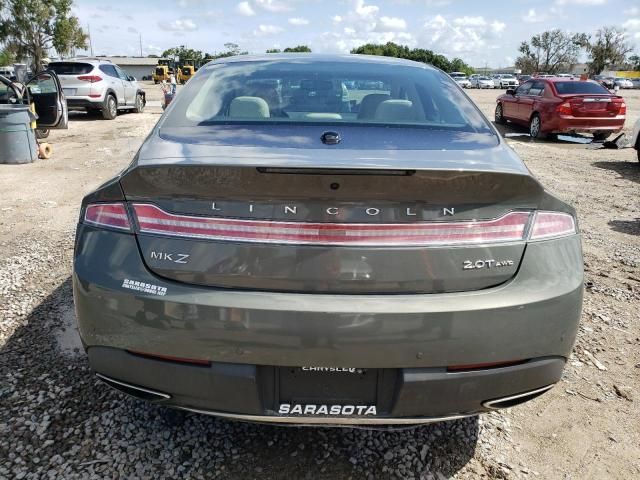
[[0, 83, 638, 479]]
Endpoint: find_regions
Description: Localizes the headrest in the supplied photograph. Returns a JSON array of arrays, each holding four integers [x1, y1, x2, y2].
[[229, 96, 270, 118], [358, 93, 391, 119], [374, 99, 416, 122]]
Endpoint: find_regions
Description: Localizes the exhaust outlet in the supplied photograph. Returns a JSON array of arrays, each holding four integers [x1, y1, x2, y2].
[[483, 384, 554, 410], [95, 373, 171, 401]]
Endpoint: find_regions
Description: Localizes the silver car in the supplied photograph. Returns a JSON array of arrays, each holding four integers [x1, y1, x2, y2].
[[48, 58, 145, 119], [471, 76, 494, 89]]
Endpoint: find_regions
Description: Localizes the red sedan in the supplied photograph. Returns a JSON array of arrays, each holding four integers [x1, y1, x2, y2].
[[495, 78, 626, 140]]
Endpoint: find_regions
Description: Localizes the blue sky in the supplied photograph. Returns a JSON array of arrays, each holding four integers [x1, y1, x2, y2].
[[73, 0, 640, 68]]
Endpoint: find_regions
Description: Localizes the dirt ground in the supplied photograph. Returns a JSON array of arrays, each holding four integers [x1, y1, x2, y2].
[[0, 81, 638, 479]]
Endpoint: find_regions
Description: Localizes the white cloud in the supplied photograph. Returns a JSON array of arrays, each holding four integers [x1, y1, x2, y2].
[[354, 0, 379, 18], [377, 16, 407, 31], [254, 0, 292, 12], [158, 18, 197, 31], [288, 17, 310, 26], [623, 18, 640, 39], [317, 1, 416, 53], [253, 24, 284, 36], [624, 7, 639, 16], [176, 0, 203, 7], [490, 20, 505, 33], [453, 16, 486, 27], [236, 1, 256, 16], [420, 14, 506, 63], [555, 0, 606, 4], [522, 8, 547, 23]]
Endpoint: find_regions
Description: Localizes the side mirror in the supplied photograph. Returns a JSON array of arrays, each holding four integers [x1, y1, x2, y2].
[[506, 88, 516, 96]]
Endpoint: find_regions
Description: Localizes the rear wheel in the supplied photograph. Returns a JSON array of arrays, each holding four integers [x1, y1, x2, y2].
[[529, 113, 547, 139], [102, 95, 117, 120], [593, 132, 611, 142], [35, 128, 49, 140], [133, 93, 145, 113], [494, 103, 506, 125]]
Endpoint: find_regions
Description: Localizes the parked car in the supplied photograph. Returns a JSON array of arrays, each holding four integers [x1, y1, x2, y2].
[[492, 74, 518, 89], [0, 70, 68, 133], [592, 75, 615, 89], [518, 75, 532, 85], [471, 76, 494, 89], [453, 75, 471, 88], [631, 78, 640, 89], [47, 58, 145, 119], [613, 77, 634, 89], [495, 78, 625, 140], [632, 117, 640, 163], [449, 71, 471, 88], [73, 54, 583, 425]]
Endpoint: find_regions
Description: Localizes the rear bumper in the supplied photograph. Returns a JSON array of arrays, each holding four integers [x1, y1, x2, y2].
[[89, 346, 565, 422], [67, 97, 104, 110], [552, 115, 625, 134], [73, 225, 583, 420]]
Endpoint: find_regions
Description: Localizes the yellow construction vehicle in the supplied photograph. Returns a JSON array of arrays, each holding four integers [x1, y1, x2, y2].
[[177, 59, 196, 84], [152, 59, 173, 84]]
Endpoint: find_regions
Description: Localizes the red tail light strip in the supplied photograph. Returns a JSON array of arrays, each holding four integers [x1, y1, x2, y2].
[[132, 204, 531, 246], [529, 211, 576, 240], [84, 203, 131, 230]]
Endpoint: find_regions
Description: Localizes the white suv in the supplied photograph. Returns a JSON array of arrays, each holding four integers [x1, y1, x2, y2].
[[48, 58, 145, 119]]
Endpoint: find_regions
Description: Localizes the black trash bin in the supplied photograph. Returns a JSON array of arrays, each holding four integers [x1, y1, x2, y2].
[[0, 105, 38, 164]]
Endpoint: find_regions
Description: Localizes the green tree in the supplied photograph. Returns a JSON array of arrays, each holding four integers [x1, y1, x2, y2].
[[581, 26, 634, 75], [0, 46, 16, 66], [351, 42, 473, 74], [283, 45, 311, 52], [266, 48, 281, 53], [515, 29, 587, 75], [629, 54, 640, 71], [161, 46, 205, 64], [0, 0, 87, 72]]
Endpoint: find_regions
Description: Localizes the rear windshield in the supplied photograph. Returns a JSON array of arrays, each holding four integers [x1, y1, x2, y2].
[[162, 60, 494, 133], [554, 81, 610, 95], [48, 62, 93, 75]]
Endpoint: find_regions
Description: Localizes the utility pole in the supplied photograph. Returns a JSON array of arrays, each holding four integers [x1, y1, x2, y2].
[[139, 34, 143, 57], [88, 24, 94, 56]]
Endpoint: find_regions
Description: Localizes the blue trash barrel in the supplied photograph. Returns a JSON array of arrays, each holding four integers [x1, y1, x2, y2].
[[0, 105, 38, 164]]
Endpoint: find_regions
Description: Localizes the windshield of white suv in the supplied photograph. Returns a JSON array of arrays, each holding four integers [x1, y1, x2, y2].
[[163, 60, 494, 133]]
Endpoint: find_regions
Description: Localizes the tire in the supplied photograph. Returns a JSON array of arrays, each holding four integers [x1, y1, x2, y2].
[[529, 113, 547, 139], [102, 94, 117, 120], [494, 103, 506, 125], [35, 128, 50, 140], [133, 93, 145, 113], [593, 132, 611, 142]]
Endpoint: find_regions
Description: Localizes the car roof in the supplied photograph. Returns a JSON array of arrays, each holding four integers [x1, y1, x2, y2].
[[49, 58, 112, 65], [206, 53, 440, 71]]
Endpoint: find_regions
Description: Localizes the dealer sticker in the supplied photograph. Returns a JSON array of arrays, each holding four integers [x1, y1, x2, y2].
[[122, 278, 167, 296]]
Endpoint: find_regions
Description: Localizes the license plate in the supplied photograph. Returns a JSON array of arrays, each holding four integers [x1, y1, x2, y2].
[[277, 367, 378, 415], [63, 88, 76, 96]]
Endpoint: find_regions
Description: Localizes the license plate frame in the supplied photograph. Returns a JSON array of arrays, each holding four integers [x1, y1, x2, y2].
[[63, 88, 76, 96]]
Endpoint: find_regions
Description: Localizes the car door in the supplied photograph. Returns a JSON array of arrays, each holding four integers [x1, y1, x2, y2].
[[519, 81, 545, 121], [116, 66, 136, 105], [99, 64, 125, 106], [511, 81, 532, 122], [500, 87, 519, 119], [24, 70, 68, 129]]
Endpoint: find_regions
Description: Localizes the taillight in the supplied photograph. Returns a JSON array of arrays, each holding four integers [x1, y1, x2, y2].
[[556, 102, 572, 115], [132, 204, 531, 246], [529, 211, 576, 240], [609, 101, 626, 115], [84, 203, 131, 231], [77, 75, 102, 83]]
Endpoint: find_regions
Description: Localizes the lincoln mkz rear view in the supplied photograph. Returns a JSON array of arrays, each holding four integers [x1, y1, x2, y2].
[[73, 55, 583, 425]]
